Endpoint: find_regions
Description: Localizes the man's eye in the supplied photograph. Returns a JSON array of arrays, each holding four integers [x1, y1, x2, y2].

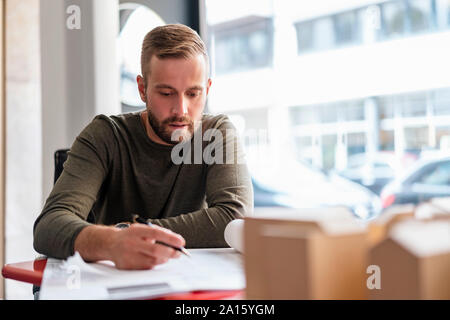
[[187, 92, 200, 98], [159, 92, 172, 96]]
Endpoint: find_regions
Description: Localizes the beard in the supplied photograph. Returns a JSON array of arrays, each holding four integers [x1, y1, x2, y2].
[[147, 109, 195, 145]]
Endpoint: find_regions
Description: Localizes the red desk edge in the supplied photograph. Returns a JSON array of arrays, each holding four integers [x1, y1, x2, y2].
[[2, 259, 243, 300], [2, 259, 47, 286]]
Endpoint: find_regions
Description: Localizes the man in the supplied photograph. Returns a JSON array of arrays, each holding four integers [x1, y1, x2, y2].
[[33, 24, 253, 270]]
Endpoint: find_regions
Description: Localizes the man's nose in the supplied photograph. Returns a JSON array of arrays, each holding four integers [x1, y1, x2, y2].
[[172, 96, 188, 116]]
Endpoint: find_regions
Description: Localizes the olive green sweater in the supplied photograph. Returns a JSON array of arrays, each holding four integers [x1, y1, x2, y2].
[[33, 112, 253, 259]]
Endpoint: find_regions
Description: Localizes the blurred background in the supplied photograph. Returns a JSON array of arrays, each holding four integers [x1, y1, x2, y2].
[[2, 0, 450, 298]]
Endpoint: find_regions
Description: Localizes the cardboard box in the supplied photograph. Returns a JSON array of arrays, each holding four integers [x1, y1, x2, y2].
[[368, 199, 450, 248], [244, 208, 368, 299], [415, 197, 450, 221], [368, 204, 415, 247], [369, 219, 450, 299]]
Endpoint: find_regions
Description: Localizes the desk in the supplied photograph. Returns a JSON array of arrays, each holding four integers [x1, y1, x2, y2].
[[2, 259, 243, 300]]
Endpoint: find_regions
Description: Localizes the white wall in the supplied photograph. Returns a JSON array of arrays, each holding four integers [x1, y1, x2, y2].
[[5, 0, 42, 299], [40, 0, 120, 200]]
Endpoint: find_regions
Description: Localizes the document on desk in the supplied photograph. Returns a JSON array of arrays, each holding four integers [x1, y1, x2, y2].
[[39, 248, 244, 300]]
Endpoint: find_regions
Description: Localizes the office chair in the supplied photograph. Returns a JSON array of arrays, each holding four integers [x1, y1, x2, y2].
[[53, 149, 96, 223], [33, 149, 96, 299], [54, 149, 70, 184]]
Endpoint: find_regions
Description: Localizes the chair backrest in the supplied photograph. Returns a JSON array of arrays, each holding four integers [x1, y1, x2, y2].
[[54, 148, 96, 223], [54, 149, 70, 184]]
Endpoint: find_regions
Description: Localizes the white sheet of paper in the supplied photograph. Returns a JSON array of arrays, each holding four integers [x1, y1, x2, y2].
[[39, 248, 245, 300]]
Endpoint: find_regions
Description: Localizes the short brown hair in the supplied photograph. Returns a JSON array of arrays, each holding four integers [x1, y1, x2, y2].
[[140, 24, 209, 83]]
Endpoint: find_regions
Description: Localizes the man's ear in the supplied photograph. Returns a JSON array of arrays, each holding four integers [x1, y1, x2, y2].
[[206, 78, 212, 95], [137, 75, 147, 103]]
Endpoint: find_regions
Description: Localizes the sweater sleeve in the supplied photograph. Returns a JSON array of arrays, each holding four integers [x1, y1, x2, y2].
[[33, 116, 115, 259], [148, 117, 254, 248]]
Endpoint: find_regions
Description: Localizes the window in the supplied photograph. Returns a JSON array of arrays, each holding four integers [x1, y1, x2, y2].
[[433, 88, 450, 115], [295, 20, 314, 53], [313, 17, 335, 50], [380, 130, 395, 151], [290, 105, 319, 125], [290, 103, 341, 125], [380, 0, 436, 39], [212, 17, 273, 75], [293, 0, 441, 55], [379, 95, 396, 119], [334, 10, 361, 46], [448, 0, 450, 25], [319, 104, 339, 124], [294, 136, 314, 162], [118, 4, 165, 111], [382, 1, 407, 38], [436, 126, 450, 149], [295, 16, 335, 54], [347, 132, 366, 155], [409, 0, 434, 33], [341, 101, 365, 121], [322, 134, 337, 170], [404, 126, 429, 151], [380, 92, 428, 118], [402, 92, 427, 117], [435, 0, 450, 27]]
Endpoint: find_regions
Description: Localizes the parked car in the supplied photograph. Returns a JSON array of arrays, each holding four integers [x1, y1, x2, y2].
[[380, 155, 450, 209], [335, 152, 417, 195], [251, 158, 381, 220]]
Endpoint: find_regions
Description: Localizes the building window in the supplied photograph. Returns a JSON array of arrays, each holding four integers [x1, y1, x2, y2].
[[380, 130, 395, 150], [319, 104, 339, 123], [447, 0, 450, 27], [401, 92, 427, 117], [433, 87, 450, 115], [322, 134, 338, 170], [404, 126, 429, 152], [295, 20, 314, 53], [436, 126, 450, 149], [408, 0, 435, 33], [334, 10, 362, 46], [381, 1, 408, 38], [295, 17, 335, 54], [347, 132, 366, 156], [290, 105, 319, 125], [212, 17, 273, 75], [379, 96, 395, 120], [340, 101, 365, 121], [381, 0, 436, 39], [294, 0, 441, 55], [294, 136, 314, 163]]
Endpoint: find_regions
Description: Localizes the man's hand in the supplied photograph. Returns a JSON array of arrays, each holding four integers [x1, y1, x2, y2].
[[74, 223, 186, 270], [109, 224, 185, 269]]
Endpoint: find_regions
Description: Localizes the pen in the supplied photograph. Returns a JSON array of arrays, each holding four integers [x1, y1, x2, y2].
[[133, 214, 191, 258]]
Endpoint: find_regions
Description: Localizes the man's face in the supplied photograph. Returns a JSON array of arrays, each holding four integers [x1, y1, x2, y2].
[[137, 54, 211, 145]]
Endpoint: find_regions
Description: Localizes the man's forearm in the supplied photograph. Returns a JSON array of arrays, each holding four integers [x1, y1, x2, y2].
[[149, 205, 243, 248], [33, 210, 93, 259]]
